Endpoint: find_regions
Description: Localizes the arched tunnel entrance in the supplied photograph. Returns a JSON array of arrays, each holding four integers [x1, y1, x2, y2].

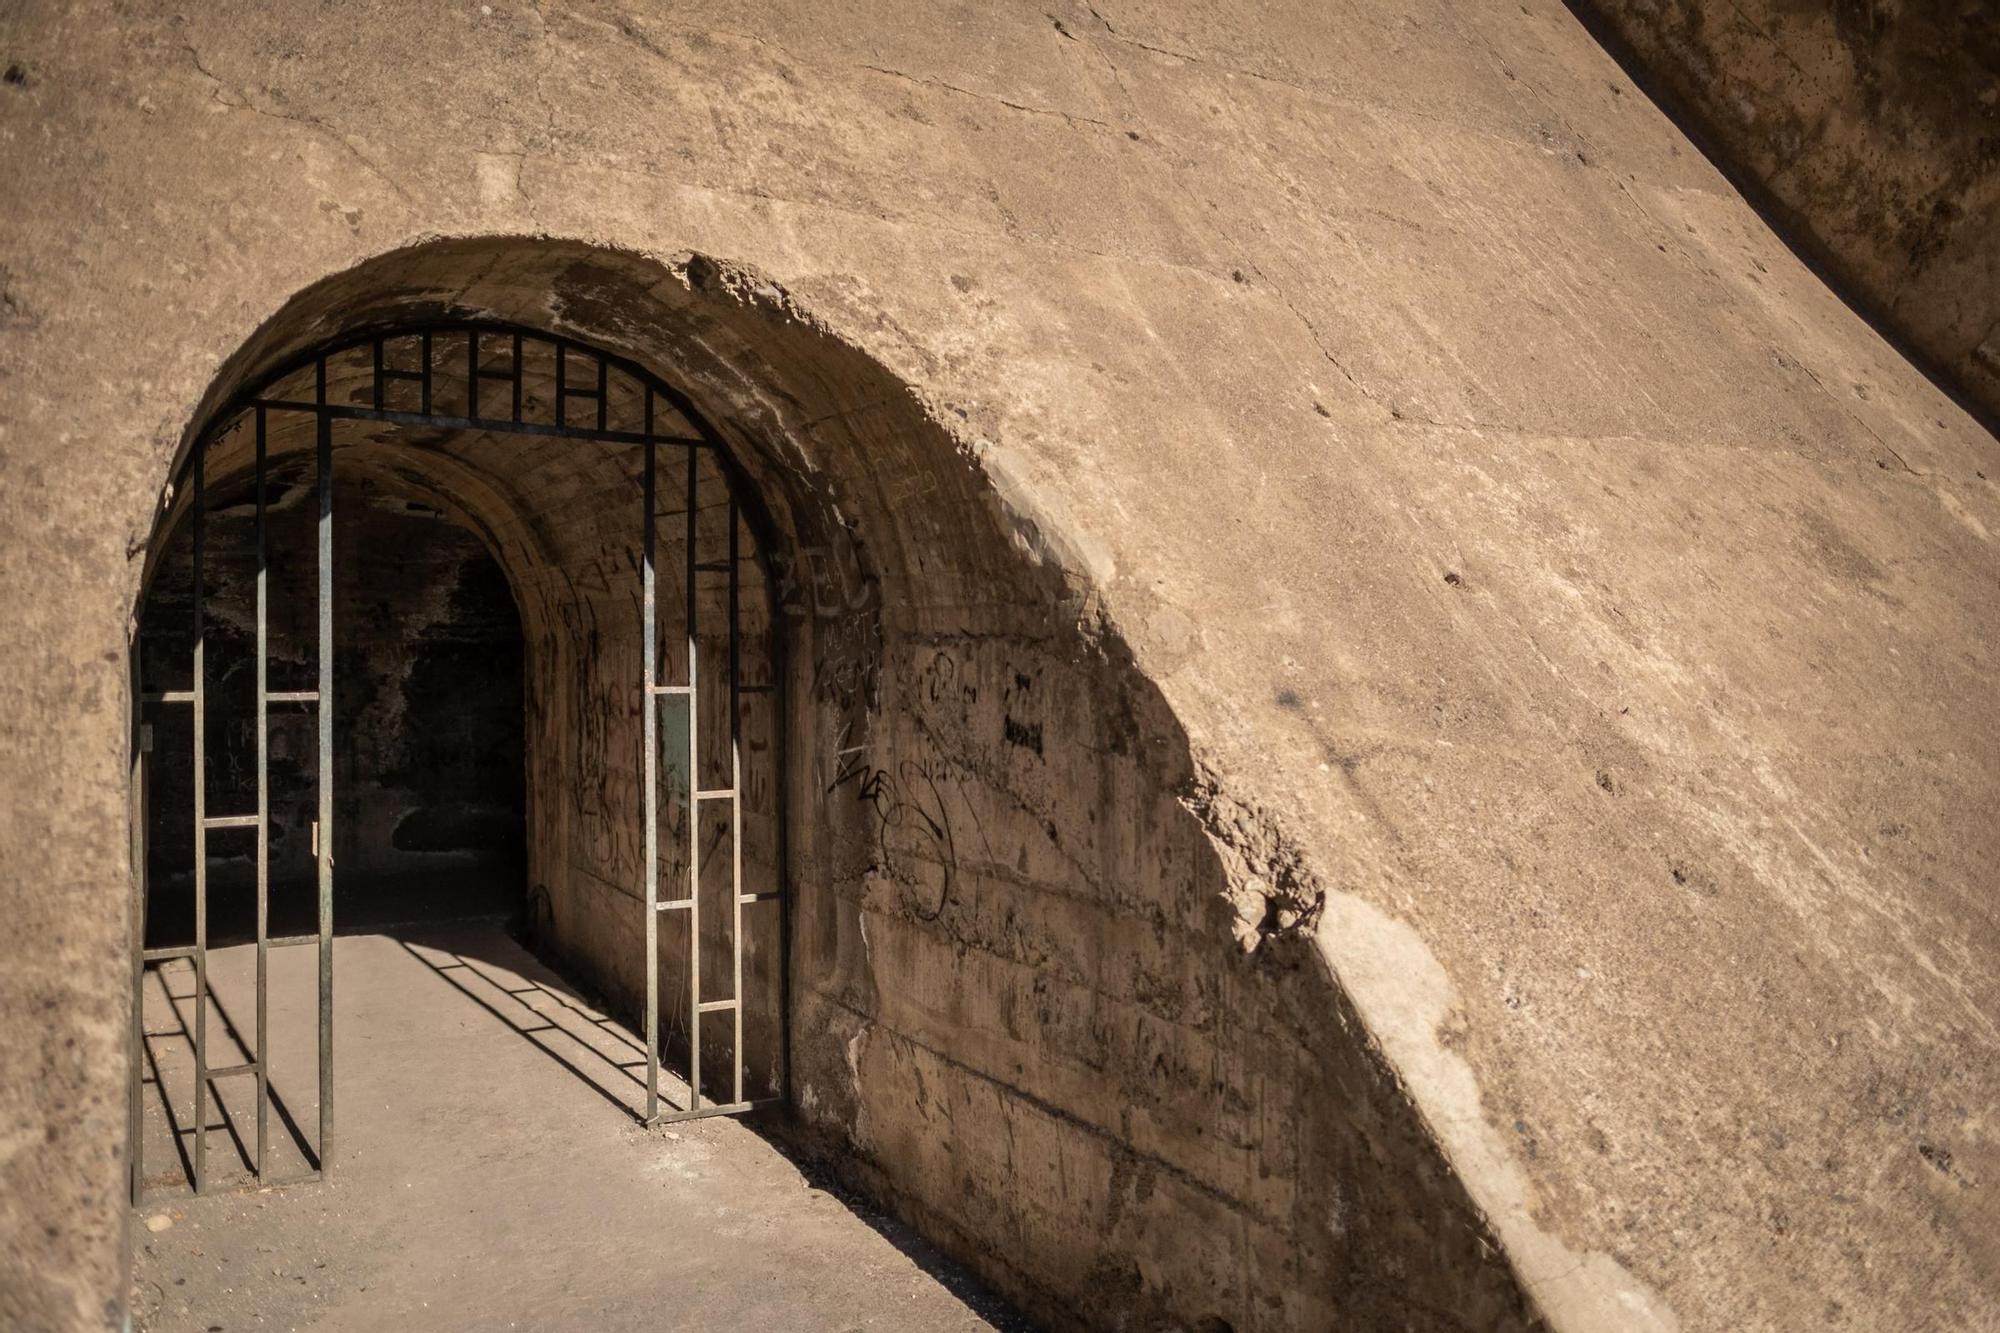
[[131, 321, 787, 1197], [123, 238, 1536, 1333]]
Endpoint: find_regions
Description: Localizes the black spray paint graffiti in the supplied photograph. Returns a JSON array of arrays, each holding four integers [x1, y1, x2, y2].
[[827, 748, 958, 923]]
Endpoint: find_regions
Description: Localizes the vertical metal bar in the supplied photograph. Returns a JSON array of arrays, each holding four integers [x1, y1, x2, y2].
[[128, 658, 148, 1205], [686, 444, 701, 1109], [641, 394, 659, 1123], [728, 496, 743, 1106], [419, 330, 433, 416], [466, 330, 480, 422], [191, 436, 209, 1195], [554, 342, 566, 430], [254, 407, 270, 1182], [316, 359, 335, 1172], [775, 552, 793, 1110], [511, 333, 523, 424]]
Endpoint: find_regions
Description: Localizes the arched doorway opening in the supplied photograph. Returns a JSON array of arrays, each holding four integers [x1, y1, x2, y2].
[[129, 322, 786, 1198], [122, 238, 1538, 1332]]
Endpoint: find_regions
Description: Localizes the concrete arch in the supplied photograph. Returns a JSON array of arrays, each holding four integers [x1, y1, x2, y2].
[[129, 236, 1544, 1331]]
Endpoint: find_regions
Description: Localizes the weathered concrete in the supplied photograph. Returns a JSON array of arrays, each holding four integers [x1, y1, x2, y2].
[[1, 1, 1997, 1331], [1573, 0, 2000, 425], [130, 923, 1025, 1332]]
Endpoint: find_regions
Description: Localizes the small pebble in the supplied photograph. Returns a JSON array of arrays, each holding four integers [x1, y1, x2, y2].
[[146, 1214, 174, 1233]]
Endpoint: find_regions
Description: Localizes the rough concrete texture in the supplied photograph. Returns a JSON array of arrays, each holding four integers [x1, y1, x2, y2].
[[0, 2, 1996, 1331], [130, 923, 1026, 1332], [1572, 0, 2000, 424]]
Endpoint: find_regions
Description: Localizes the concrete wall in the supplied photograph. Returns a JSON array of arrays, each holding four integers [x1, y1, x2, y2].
[[144, 245, 1530, 1330], [2, 2, 1997, 1331], [1572, 0, 2000, 424]]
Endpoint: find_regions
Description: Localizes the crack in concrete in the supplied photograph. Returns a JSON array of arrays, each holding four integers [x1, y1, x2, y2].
[[177, 34, 413, 207], [1239, 257, 1406, 424], [858, 64, 1114, 131]]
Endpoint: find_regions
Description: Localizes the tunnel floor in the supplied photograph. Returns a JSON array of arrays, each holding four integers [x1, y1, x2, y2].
[[129, 920, 1025, 1332]]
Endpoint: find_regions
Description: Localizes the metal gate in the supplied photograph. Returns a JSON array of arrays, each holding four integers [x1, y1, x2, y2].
[[131, 324, 781, 1200]]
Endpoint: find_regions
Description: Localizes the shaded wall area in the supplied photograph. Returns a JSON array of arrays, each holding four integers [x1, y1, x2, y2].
[[140, 241, 1545, 1333], [1572, 0, 2000, 423], [137, 472, 526, 943]]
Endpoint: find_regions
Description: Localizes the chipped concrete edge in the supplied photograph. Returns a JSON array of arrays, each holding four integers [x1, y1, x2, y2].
[[1316, 891, 1681, 1331]]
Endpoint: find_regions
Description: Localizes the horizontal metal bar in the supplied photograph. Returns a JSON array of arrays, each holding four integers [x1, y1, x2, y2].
[[205, 1062, 259, 1080], [202, 814, 259, 830], [657, 899, 692, 911], [696, 999, 736, 1013], [649, 684, 693, 696], [558, 387, 601, 398], [738, 892, 784, 905], [695, 789, 736, 801], [141, 690, 195, 705], [142, 946, 196, 962], [646, 1101, 758, 1125], [265, 690, 320, 703], [268, 933, 318, 949], [246, 398, 703, 447]]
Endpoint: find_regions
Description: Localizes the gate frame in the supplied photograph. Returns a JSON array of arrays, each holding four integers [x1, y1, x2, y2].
[[130, 321, 789, 1201]]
